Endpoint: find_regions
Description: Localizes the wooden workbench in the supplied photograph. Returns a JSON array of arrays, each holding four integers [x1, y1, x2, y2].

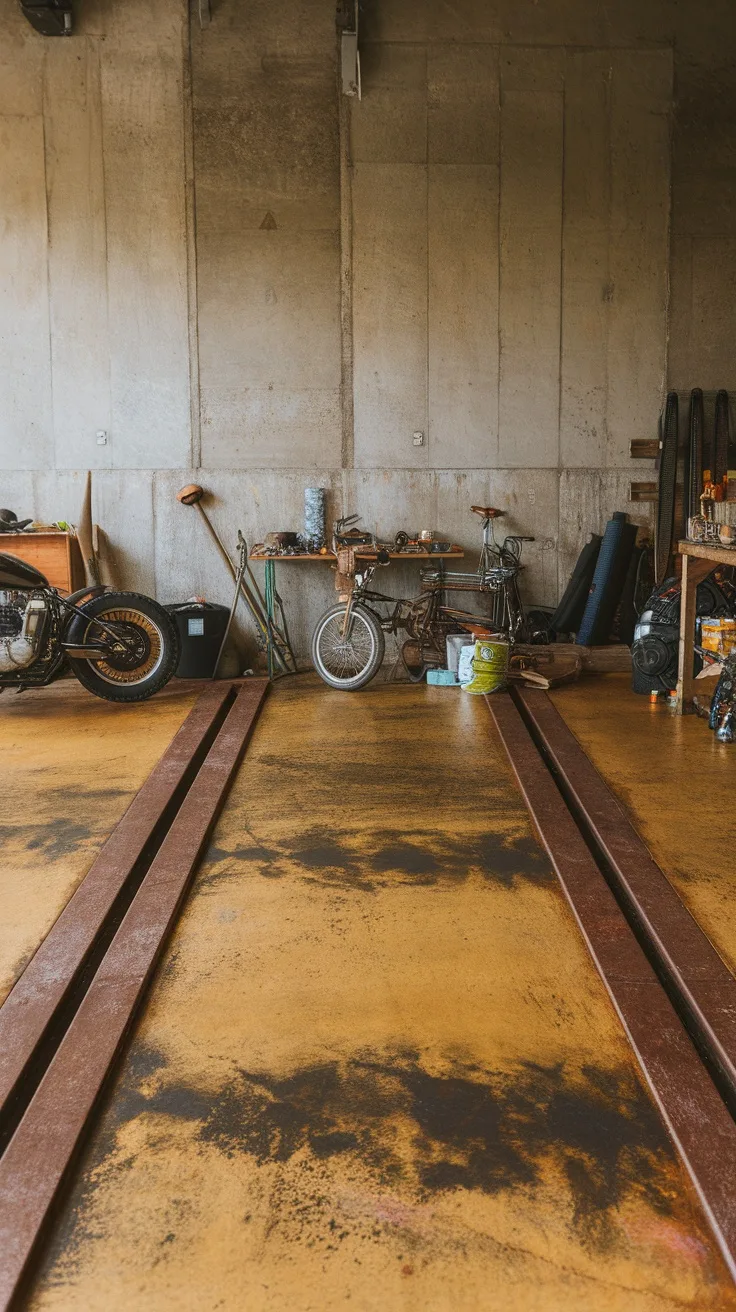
[[249, 549, 465, 562], [249, 547, 466, 600], [676, 539, 736, 713]]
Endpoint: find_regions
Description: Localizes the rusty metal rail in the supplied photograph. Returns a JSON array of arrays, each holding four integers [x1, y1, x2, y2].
[[514, 685, 736, 1107], [0, 679, 268, 1311], [2, 677, 736, 1303], [0, 682, 236, 1143], [486, 691, 736, 1281]]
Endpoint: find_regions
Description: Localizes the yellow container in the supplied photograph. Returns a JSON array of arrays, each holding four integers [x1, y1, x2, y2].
[[701, 618, 736, 658], [461, 639, 510, 695]]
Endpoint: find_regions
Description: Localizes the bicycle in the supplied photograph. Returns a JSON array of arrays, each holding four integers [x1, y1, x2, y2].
[[311, 506, 535, 691]]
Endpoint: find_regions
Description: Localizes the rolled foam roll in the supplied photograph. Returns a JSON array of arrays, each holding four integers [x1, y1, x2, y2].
[[304, 487, 326, 549]]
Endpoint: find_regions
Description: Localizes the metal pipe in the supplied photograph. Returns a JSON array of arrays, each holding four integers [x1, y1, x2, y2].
[[212, 533, 248, 680]]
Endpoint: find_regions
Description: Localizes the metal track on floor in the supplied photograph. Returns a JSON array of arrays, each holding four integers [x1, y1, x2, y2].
[[1, 677, 735, 1306], [0, 679, 269, 1311], [486, 688, 736, 1280]]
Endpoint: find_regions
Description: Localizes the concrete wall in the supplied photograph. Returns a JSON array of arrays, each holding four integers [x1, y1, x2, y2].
[[1, 0, 735, 661]]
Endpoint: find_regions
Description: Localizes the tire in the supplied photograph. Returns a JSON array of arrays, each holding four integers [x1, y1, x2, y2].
[[311, 603, 385, 691], [67, 591, 180, 703]]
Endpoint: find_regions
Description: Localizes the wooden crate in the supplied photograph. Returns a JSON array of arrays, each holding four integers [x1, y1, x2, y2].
[[0, 532, 85, 594]]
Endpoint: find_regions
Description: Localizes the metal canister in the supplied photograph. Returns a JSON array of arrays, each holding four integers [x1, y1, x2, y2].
[[461, 638, 510, 695]]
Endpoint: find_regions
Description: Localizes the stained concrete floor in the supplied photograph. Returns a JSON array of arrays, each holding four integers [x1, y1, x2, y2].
[[0, 678, 197, 1005], [551, 674, 736, 977], [22, 677, 735, 1311]]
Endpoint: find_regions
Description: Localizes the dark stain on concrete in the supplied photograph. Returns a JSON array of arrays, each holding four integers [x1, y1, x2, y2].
[[371, 842, 440, 878], [0, 817, 93, 862], [47, 785, 131, 803], [103, 1043, 680, 1253], [197, 826, 552, 893]]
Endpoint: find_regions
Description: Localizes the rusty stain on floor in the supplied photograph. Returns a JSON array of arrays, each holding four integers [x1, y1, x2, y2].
[[0, 678, 197, 1003], [25, 679, 736, 1310]]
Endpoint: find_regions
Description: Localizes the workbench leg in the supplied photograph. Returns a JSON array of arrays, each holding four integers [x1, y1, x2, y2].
[[676, 555, 713, 713]]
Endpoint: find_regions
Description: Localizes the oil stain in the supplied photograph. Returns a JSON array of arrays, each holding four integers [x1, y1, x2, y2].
[[0, 818, 93, 862], [105, 1043, 678, 1253], [47, 785, 130, 804], [199, 827, 552, 893]]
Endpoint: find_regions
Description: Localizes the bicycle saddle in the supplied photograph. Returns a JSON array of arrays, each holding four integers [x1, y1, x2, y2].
[[471, 505, 504, 518]]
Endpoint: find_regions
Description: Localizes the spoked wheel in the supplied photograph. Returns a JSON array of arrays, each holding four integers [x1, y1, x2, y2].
[[311, 603, 385, 691], [68, 592, 180, 703]]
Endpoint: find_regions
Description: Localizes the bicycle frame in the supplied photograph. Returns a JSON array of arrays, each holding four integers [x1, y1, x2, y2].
[[329, 509, 533, 678], [348, 565, 522, 665]]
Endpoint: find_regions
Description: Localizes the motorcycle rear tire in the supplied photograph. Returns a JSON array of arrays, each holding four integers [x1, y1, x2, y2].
[[68, 591, 180, 703]]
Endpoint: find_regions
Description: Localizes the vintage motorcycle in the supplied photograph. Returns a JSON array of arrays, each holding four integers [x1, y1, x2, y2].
[[0, 551, 180, 703]]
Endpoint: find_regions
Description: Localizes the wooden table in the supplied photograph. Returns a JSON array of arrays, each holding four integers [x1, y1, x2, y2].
[[249, 550, 465, 563], [249, 548, 466, 602], [676, 540, 736, 713]]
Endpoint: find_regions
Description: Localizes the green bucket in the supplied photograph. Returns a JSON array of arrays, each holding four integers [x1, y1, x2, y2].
[[461, 639, 510, 695]]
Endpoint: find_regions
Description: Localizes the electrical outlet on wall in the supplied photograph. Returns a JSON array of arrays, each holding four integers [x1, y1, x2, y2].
[[96, 431, 107, 446], [413, 431, 424, 446]]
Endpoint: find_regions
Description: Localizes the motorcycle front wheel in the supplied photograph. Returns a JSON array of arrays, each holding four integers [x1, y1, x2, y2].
[[311, 602, 385, 691], [68, 592, 180, 703]]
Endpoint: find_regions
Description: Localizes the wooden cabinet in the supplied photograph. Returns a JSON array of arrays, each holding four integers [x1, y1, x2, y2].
[[0, 532, 85, 594]]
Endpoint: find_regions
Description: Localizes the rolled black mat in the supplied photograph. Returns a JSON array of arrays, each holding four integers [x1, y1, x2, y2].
[[688, 388, 704, 521], [616, 544, 652, 647], [655, 391, 679, 584], [551, 534, 602, 635], [576, 512, 638, 646], [714, 389, 730, 489]]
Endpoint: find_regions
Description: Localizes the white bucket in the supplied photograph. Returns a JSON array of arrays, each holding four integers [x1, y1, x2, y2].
[[457, 644, 476, 685], [446, 633, 474, 674]]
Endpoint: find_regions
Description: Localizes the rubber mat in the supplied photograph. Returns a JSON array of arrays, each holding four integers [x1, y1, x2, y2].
[[655, 391, 679, 584], [714, 389, 730, 489], [688, 387, 704, 520], [576, 512, 637, 646], [550, 534, 601, 635]]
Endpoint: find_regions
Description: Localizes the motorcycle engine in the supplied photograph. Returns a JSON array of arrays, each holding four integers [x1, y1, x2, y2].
[[0, 591, 48, 672]]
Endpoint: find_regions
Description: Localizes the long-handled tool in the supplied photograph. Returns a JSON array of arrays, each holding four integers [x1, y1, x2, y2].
[[212, 531, 248, 679], [177, 485, 296, 675]]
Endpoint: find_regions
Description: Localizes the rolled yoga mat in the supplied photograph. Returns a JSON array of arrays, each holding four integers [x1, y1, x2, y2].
[[576, 512, 637, 647], [304, 487, 326, 549], [714, 389, 730, 490], [655, 391, 679, 584], [551, 534, 602, 636], [687, 388, 704, 521]]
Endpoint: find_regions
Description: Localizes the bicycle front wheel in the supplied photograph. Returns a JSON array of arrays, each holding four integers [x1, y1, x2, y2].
[[311, 603, 385, 690]]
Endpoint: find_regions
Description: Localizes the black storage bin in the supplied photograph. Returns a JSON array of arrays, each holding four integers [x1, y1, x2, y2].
[[165, 602, 230, 678]]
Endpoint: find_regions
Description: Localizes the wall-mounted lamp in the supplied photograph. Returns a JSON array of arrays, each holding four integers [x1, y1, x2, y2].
[[337, 0, 360, 98], [20, 1, 73, 36]]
